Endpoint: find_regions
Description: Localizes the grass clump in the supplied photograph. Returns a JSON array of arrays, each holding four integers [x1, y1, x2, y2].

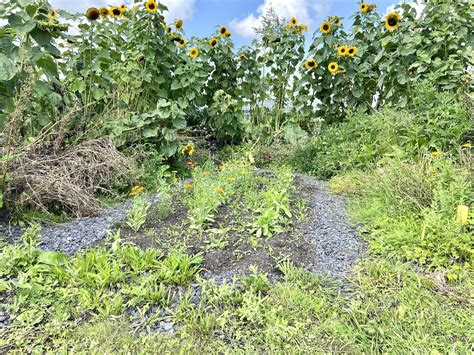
[[286, 86, 471, 178], [330, 153, 472, 270]]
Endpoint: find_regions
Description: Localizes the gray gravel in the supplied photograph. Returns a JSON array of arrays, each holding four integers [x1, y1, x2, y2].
[[0, 194, 161, 255], [294, 174, 367, 279]]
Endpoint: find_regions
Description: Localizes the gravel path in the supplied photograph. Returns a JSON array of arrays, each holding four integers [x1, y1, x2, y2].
[[0, 195, 161, 255], [294, 174, 367, 279]]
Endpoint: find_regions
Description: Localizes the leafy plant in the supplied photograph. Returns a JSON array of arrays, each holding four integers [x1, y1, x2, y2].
[[126, 195, 151, 232]]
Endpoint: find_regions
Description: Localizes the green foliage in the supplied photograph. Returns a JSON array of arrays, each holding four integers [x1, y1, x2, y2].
[[126, 195, 151, 232], [288, 86, 471, 178], [335, 153, 472, 269]]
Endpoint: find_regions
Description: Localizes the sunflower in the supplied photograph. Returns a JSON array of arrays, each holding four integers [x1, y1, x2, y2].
[[48, 7, 58, 20], [110, 6, 122, 17], [347, 46, 358, 57], [337, 45, 348, 56], [224, 29, 232, 37], [178, 37, 186, 48], [328, 62, 339, 74], [119, 4, 127, 13], [175, 19, 183, 29], [367, 4, 376, 13], [219, 26, 229, 37], [320, 21, 331, 34], [145, 0, 158, 13], [215, 187, 224, 193], [331, 16, 341, 26], [239, 54, 248, 61], [99, 7, 109, 17], [304, 59, 318, 70], [189, 47, 199, 58], [360, 3, 369, 13], [209, 37, 218, 47], [296, 24, 308, 34], [290, 17, 298, 27], [385, 12, 401, 30], [85, 7, 100, 21], [181, 144, 195, 156]]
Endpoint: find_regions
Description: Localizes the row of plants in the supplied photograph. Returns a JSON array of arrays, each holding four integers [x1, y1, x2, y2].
[[1, 0, 471, 151]]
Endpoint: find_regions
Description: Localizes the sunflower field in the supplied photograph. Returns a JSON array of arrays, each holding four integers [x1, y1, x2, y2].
[[0, 0, 473, 352]]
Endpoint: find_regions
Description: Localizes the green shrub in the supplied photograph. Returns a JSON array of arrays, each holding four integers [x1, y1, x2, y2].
[[346, 154, 472, 269], [288, 86, 471, 178]]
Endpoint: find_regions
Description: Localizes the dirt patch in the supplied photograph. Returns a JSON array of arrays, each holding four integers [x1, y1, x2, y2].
[[120, 184, 316, 277]]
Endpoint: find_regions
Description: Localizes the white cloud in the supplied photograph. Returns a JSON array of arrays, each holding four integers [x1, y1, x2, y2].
[[231, 0, 332, 38], [50, 0, 196, 20]]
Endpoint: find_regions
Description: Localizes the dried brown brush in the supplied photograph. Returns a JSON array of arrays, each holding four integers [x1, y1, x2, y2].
[[6, 137, 131, 217]]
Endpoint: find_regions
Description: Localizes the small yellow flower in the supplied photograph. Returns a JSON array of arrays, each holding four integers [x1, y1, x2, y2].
[[129, 191, 138, 197], [320, 20, 331, 34], [385, 12, 401, 31], [209, 37, 218, 47], [184, 183, 193, 189], [48, 7, 58, 20], [219, 26, 230, 37], [462, 143, 471, 148], [215, 187, 224, 193], [119, 4, 127, 13], [431, 151, 441, 157], [347, 46, 358, 57], [331, 16, 341, 26], [304, 59, 318, 70], [360, 3, 369, 13], [446, 273, 458, 281], [178, 37, 186, 48], [145, 0, 158, 13], [289, 17, 298, 27], [457, 205, 469, 225], [189, 47, 199, 58], [328, 62, 339, 74], [181, 143, 195, 156], [110, 6, 122, 17], [171, 170, 178, 174], [337, 45, 348, 56], [175, 19, 183, 29], [204, 170, 210, 175], [99, 7, 109, 17], [85, 7, 100, 20]]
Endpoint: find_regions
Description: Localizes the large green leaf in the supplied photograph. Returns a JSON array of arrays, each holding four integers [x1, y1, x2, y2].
[[0, 53, 18, 81]]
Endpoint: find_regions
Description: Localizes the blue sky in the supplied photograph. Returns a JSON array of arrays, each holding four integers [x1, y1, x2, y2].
[[50, 0, 419, 47]]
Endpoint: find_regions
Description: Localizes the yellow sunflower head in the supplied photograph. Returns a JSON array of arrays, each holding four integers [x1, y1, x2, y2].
[[99, 7, 109, 17], [85, 7, 100, 21], [337, 45, 348, 56], [360, 3, 369, 13], [219, 26, 229, 37], [347, 46, 358, 57], [48, 7, 58, 20], [175, 19, 183, 29], [178, 37, 186, 48], [331, 16, 341, 26], [328, 62, 339, 74], [189, 47, 199, 58], [119, 4, 127, 13], [304, 59, 318, 70], [320, 21, 331, 34], [209, 37, 218, 47], [145, 0, 158, 13], [224, 29, 232, 37], [110, 6, 122, 17], [290, 17, 298, 27], [385, 12, 401, 30], [239, 54, 248, 61], [181, 144, 195, 156]]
